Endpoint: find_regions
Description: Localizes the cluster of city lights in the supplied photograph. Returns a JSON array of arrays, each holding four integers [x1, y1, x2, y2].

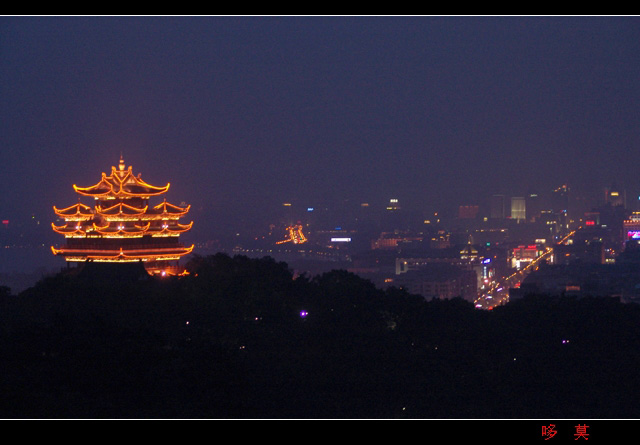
[[276, 224, 308, 245], [475, 229, 578, 309]]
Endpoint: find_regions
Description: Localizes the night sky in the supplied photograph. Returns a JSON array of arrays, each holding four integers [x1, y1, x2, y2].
[[2, 16, 640, 240]]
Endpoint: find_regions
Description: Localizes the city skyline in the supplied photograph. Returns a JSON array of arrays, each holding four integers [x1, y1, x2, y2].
[[5, 16, 640, 423], [3, 16, 640, 277], [2, 17, 640, 221]]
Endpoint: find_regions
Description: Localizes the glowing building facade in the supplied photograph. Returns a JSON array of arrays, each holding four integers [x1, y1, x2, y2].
[[51, 157, 193, 275], [624, 212, 640, 241], [510, 196, 526, 222]]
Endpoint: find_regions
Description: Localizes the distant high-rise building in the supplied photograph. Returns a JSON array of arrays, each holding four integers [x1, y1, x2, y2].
[[458, 205, 479, 219], [605, 184, 626, 208], [386, 198, 401, 211], [526, 192, 541, 222], [550, 184, 570, 233], [510, 244, 539, 269], [511, 197, 526, 222], [490, 194, 505, 219], [551, 184, 569, 213], [623, 212, 640, 240]]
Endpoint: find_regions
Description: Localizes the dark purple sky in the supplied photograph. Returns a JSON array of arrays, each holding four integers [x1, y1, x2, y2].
[[2, 16, 640, 228]]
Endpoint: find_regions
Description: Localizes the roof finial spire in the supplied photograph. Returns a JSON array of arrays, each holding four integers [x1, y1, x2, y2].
[[119, 153, 125, 172]]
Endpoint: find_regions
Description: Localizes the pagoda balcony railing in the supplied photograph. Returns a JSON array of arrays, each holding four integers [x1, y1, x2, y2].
[[59, 242, 189, 251]]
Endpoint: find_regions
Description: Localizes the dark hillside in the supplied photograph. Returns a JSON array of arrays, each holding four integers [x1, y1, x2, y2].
[[1, 253, 640, 418]]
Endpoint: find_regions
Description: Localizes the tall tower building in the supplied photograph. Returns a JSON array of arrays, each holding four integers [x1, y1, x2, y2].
[[551, 184, 570, 214], [458, 205, 479, 219], [510, 197, 526, 222], [605, 184, 626, 208], [51, 157, 194, 275], [551, 184, 570, 234], [526, 192, 541, 222], [490, 194, 505, 219]]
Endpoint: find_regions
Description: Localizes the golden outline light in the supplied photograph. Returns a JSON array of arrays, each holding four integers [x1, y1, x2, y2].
[[73, 164, 169, 198], [51, 244, 194, 261], [53, 203, 94, 221], [52, 158, 193, 264]]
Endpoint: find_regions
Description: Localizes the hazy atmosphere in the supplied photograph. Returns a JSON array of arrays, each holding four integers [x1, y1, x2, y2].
[[3, 16, 640, 426], [2, 17, 640, 241]]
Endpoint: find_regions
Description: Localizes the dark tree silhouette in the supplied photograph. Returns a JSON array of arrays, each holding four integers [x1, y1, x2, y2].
[[1, 254, 640, 418]]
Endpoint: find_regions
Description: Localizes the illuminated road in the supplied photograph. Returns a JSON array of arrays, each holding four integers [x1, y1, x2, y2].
[[474, 229, 578, 310]]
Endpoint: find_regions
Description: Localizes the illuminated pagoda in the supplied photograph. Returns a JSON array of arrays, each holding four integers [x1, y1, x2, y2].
[[51, 157, 194, 275]]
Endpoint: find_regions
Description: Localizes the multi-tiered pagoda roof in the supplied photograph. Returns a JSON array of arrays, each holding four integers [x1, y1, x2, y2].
[[51, 157, 193, 275]]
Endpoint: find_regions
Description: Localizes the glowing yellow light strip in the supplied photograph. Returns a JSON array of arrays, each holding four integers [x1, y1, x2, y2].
[[92, 221, 151, 237], [53, 203, 94, 221], [109, 165, 169, 192], [51, 222, 88, 236], [53, 203, 92, 213], [51, 244, 194, 261], [147, 221, 194, 237], [97, 202, 148, 214], [73, 166, 170, 198], [153, 201, 190, 213]]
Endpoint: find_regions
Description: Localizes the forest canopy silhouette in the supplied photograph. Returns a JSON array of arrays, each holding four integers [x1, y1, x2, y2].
[[1, 253, 640, 418]]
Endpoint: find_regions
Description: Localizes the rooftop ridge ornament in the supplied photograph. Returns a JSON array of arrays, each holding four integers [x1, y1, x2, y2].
[[51, 158, 193, 276], [72, 157, 170, 199]]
